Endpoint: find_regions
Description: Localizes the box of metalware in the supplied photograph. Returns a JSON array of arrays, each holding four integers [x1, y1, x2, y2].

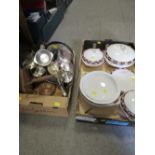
[[19, 41, 75, 117]]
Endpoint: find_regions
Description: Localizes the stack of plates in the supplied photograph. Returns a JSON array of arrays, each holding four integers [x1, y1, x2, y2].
[[104, 44, 135, 68], [82, 48, 104, 67], [120, 90, 135, 120], [80, 71, 121, 107]]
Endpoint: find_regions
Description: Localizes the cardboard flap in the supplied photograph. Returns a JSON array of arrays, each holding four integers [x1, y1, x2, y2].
[[19, 94, 68, 108]]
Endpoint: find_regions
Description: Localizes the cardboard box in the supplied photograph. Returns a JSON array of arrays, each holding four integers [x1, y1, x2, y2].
[[20, 74, 74, 117], [76, 40, 135, 126], [19, 42, 75, 117], [19, 86, 72, 117], [76, 95, 134, 126]]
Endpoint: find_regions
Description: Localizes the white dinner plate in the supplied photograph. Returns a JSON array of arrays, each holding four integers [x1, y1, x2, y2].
[[80, 71, 120, 105], [112, 69, 135, 92], [80, 90, 119, 107]]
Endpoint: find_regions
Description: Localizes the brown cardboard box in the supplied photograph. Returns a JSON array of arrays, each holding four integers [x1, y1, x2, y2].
[[19, 73, 74, 117], [19, 93, 70, 117], [19, 42, 75, 117], [76, 40, 135, 126]]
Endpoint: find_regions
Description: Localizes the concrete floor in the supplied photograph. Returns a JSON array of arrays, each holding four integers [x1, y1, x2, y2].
[[19, 0, 135, 155]]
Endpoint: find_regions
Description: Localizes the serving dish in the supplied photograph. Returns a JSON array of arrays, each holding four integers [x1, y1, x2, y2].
[[82, 48, 104, 67], [104, 55, 135, 68], [120, 90, 135, 119], [105, 44, 135, 68]]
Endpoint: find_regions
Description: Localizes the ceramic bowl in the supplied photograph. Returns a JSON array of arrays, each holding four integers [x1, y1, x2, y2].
[[82, 48, 104, 67], [120, 90, 135, 119]]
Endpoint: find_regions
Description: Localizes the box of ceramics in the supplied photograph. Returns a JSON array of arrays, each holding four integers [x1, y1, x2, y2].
[[76, 40, 135, 126], [19, 41, 75, 117]]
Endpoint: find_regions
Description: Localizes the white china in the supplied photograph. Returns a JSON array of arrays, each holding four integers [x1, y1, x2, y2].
[[104, 56, 135, 68], [124, 90, 135, 114], [105, 44, 135, 68], [82, 48, 104, 67], [120, 90, 135, 118], [112, 69, 135, 92], [80, 90, 119, 107], [106, 44, 135, 62], [80, 71, 120, 106]]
